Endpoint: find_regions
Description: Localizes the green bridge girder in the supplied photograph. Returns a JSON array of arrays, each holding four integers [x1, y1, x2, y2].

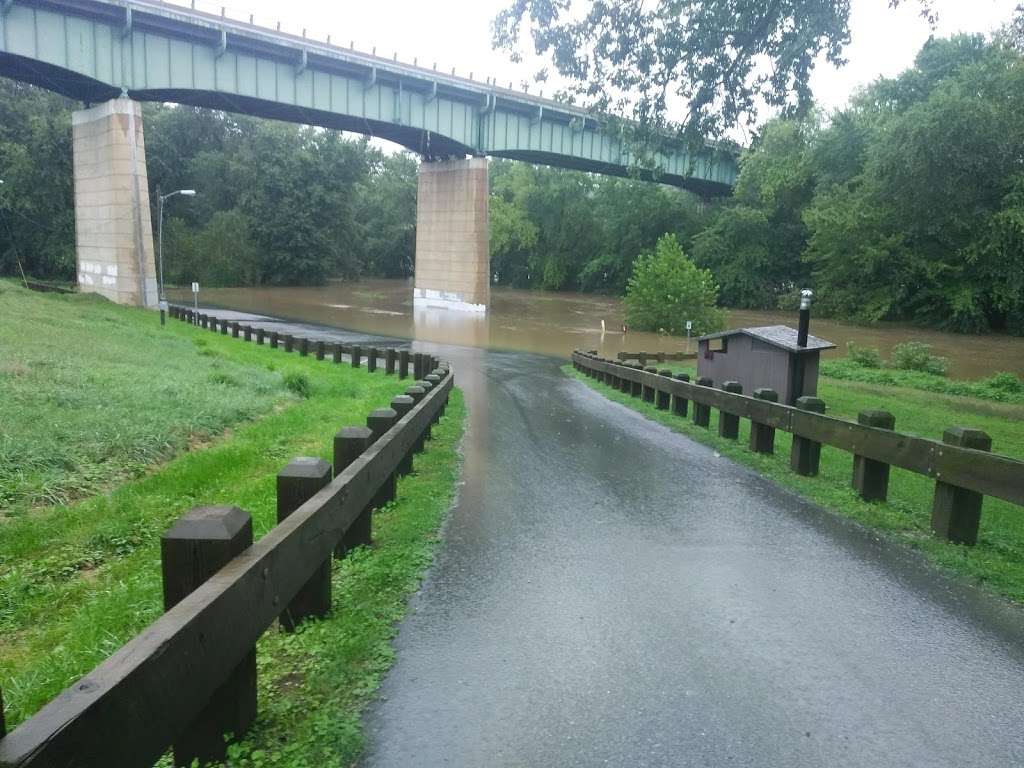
[[0, 0, 738, 195]]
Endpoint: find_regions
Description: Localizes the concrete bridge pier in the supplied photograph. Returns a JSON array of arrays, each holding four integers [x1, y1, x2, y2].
[[72, 97, 157, 308], [413, 157, 490, 313]]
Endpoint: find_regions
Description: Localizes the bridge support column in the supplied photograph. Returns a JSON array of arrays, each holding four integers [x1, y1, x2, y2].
[[72, 98, 157, 308], [413, 157, 489, 313]]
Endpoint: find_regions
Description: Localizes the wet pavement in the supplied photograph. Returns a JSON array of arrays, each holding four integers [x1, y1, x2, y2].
[[199, 309, 1024, 766]]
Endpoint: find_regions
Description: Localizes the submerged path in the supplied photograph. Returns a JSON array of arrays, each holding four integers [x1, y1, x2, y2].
[[196, 310, 1024, 766]]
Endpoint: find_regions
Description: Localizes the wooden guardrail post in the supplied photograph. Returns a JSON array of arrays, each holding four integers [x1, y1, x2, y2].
[[672, 373, 690, 416], [368, 347, 378, 372], [399, 350, 410, 379], [277, 458, 332, 631], [207, 316, 217, 333], [270, 331, 279, 349], [332, 343, 343, 363], [243, 325, 253, 342], [352, 345, 362, 367], [231, 321, 239, 338], [220, 318, 229, 335], [693, 377, 713, 427], [638, 352, 647, 367], [656, 370, 672, 410], [161, 506, 256, 767], [405, 385, 427, 452], [283, 334, 294, 352], [333, 426, 373, 556], [619, 365, 632, 393], [386, 348, 397, 374], [629, 365, 643, 398], [852, 410, 896, 501], [931, 427, 992, 546], [297, 337, 308, 356], [391, 395, 416, 475], [316, 340, 325, 360], [256, 327, 265, 345], [642, 367, 658, 402], [750, 388, 778, 454], [719, 381, 742, 439], [366, 406, 399, 520], [791, 396, 826, 476], [413, 381, 434, 445]]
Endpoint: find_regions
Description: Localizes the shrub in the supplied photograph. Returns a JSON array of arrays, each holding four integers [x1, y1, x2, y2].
[[283, 371, 312, 398], [624, 234, 725, 336], [890, 341, 948, 376], [983, 371, 1024, 393], [846, 341, 883, 368]]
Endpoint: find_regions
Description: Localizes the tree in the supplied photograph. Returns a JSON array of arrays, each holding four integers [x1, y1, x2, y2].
[[493, 0, 934, 142], [624, 233, 725, 335], [0, 80, 75, 281], [356, 152, 418, 278]]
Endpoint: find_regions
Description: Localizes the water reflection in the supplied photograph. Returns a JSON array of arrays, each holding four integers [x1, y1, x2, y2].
[[170, 278, 1024, 379]]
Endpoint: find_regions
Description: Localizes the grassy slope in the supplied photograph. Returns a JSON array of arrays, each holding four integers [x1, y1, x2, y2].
[[0, 286, 466, 764], [0, 281, 286, 511], [567, 364, 1024, 604]]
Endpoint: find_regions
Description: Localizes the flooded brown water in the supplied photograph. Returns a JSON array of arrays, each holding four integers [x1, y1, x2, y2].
[[171, 278, 1024, 379]]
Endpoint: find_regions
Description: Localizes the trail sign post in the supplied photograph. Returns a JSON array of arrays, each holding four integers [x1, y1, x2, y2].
[[192, 282, 199, 321], [686, 320, 693, 353]]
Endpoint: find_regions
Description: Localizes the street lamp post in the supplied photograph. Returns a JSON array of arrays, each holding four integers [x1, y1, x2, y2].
[[157, 187, 196, 325]]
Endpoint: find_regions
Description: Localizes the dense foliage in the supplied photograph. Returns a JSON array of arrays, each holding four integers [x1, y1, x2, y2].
[[623, 234, 724, 335], [0, 84, 415, 288], [489, 159, 708, 293], [692, 34, 1024, 334], [2, 28, 1022, 335]]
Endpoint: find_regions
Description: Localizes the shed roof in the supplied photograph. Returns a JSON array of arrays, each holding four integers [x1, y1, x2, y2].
[[698, 325, 836, 353]]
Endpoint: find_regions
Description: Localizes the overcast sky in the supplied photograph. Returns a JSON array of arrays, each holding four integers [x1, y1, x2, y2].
[[181, 0, 1018, 138]]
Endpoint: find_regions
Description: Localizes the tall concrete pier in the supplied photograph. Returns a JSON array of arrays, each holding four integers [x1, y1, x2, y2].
[[72, 98, 157, 308], [413, 157, 490, 313]]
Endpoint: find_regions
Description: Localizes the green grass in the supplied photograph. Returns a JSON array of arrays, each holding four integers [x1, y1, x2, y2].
[[567, 364, 1024, 604], [0, 284, 467, 766], [820, 358, 1024, 404], [209, 390, 465, 768], [0, 280, 286, 511]]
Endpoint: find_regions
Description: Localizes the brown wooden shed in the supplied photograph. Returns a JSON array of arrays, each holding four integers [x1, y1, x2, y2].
[[697, 325, 835, 405]]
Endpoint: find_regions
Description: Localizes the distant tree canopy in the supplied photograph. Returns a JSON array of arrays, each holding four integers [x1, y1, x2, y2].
[[700, 34, 1024, 334], [2, 28, 1023, 336]]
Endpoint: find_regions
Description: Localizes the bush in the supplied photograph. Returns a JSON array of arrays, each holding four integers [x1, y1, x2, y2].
[[983, 371, 1024, 393], [283, 371, 312, 398], [890, 342, 948, 376], [846, 341, 883, 368], [624, 234, 725, 336]]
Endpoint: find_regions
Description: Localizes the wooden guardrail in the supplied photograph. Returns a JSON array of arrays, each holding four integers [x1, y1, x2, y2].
[[167, 305, 440, 380], [0, 312, 454, 767], [616, 350, 697, 364], [573, 350, 1024, 546]]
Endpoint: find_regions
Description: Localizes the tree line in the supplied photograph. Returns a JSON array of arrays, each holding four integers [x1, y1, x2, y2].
[[1, 30, 1022, 334], [694, 33, 1024, 335]]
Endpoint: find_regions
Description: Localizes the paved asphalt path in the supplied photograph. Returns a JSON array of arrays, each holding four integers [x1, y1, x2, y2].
[[190, 310, 1024, 766], [361, 345, 1024, 768]]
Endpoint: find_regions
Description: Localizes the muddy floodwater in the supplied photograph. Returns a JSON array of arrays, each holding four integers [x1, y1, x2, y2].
[[171, 278, 1024, 379]]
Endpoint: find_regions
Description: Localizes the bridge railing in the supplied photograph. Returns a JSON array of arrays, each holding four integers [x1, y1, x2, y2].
[[0, 314, 454, 768], [572, 350, 1024, 546]]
